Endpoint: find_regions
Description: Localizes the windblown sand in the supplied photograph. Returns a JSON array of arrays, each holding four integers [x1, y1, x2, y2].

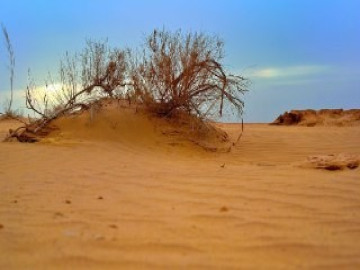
[[0, 115, 360, 269]]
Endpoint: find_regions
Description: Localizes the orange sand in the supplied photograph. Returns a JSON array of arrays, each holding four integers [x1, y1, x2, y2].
[[0, 114, 360, 269]]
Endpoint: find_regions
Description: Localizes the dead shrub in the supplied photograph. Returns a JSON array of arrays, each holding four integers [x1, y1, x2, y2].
[[6, 40, 128, 142], [130, 29, 248, 120], [6, 30, 248, 145]]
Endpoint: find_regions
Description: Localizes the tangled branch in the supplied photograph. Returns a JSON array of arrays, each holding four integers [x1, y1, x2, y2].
[[131, 29, 248, 118]]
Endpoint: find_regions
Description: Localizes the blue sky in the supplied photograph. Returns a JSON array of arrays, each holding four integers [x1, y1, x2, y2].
[[0, 0, 359, 122]]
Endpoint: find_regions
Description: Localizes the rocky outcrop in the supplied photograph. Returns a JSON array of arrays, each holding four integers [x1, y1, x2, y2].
[[271, 109, 360, 126]]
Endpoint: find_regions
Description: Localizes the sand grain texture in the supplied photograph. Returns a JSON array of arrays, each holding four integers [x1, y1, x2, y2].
[[1, 115, 360, 269]]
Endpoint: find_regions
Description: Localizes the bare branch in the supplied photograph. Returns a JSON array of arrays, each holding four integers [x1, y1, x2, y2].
[[131, 29, 248, 119]]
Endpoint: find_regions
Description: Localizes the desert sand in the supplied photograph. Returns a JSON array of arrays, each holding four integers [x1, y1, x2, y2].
[[1, 109, 360, 269]]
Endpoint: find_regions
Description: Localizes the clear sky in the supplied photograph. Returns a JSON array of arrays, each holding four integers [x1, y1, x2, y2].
[[0, 0, 359, 122]]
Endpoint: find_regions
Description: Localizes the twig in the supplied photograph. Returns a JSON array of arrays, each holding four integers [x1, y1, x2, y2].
[[233, 118, 244, 146], [1, 24, 15, 113]]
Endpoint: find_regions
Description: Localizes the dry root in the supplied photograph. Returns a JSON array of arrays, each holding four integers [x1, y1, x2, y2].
[[5, 121, 58, 143], [304, 153, 359, 171]]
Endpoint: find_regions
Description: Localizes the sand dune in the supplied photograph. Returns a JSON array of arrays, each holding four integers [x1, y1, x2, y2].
[[0, 111, 360, 269]]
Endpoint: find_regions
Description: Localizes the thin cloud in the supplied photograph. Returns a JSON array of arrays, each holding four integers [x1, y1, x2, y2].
[[0, 83, 62, 111], [250, 65, 331, 79]]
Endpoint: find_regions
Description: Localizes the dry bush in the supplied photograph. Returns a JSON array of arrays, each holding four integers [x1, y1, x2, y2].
[[6, 40, 128, 141], [0, 25, 26, 125], [130, 29, 248, 119], [6, 30, 249, 145], [26, 40, 128, 119]]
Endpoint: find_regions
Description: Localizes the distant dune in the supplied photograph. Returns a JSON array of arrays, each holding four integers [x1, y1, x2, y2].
[[271, 109, 360, 126], [1, 106, 360, 269]]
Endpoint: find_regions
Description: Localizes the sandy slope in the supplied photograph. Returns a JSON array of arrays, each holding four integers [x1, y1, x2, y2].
[[0, 117, 360, 269]]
